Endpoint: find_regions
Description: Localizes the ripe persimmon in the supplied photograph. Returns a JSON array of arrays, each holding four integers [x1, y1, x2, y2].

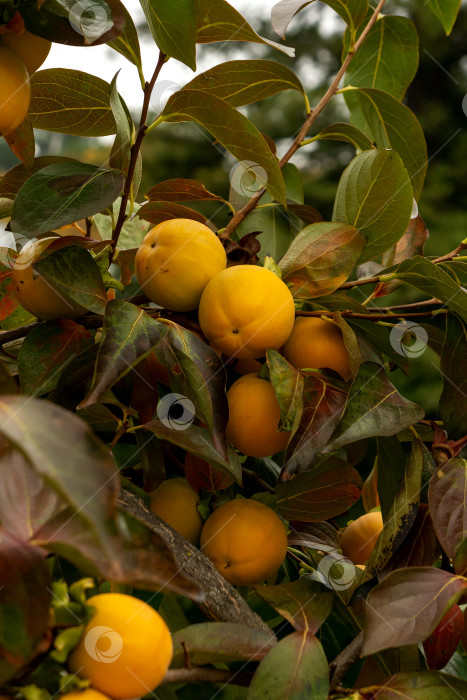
[[199, 265, 295, 359], [201, 499, 288, 585], [283, 317, 351, 381]]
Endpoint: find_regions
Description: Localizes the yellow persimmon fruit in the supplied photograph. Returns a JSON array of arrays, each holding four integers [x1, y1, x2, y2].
[[1, 30, 51, 74], [135, 219, 226, 311], [198, 265, 295, 359], [200, 499, 288, 585], [12, 239, 87, 321], [0, 46, 30, 136], [340, 511, 384, 565], [226, 374, 290, 457], [68, 593, 173, 699], [150, 478, 203, 545], [60, 691, 110, 700], [283, 316, 351, 381]]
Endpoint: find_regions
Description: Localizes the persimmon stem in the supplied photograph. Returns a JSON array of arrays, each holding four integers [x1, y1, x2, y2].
[[111, 51, 167, 259], [220, 0, 388, 240]]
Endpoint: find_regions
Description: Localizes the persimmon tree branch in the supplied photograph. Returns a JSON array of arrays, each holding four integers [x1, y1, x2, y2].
[[329, 631, 364, 688], [118, 490, 275, 637], [111, 51, 167, 258], [220, 0, 387, 240], [295, 309, 447, 321]]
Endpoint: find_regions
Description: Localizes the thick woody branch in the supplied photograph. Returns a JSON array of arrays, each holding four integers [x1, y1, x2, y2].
[[329, 631, 364, 688], [118, 490, 275, 638]]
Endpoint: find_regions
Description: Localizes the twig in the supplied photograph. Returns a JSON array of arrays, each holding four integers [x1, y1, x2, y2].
[[118, 490, 275, 637], [432, 242, 467, 264], [329, 631, 364, 688], [295, 309, 447, 320], [111, 51, 167, 257], [161, 667, 253, 687], [220, 0, 387, 240]]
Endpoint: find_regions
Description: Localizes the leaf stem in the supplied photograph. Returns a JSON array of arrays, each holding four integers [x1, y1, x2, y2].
[[220, 0, 388, 240], [111, 51, 167, 258]]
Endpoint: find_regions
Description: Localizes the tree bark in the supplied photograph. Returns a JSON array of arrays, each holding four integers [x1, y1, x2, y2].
[[118, 490, 275, 638]]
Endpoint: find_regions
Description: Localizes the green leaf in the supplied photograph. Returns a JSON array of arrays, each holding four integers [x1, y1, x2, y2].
[[35, 246, 108, 315], [384, 256, 467, 322], [342, 87, 427, 199], [159, 89, 286, 205], [328, 362, 425, 451], [107, 6, 142, 72], [140, 0, 197, 70], [271, 0, 368, 39], [172, 623, 276, 667], [429, 458, 467, 565], [364, 671, 467, 699], [144, 421, 242, 483], [145, 178, 226, 205], [11, 163, 124, 236], [93, 199, 149, 250], [235, 205, 294, 262], [362, 568, 467, 655], [277, 457, 361, 522], [0, 156, 77, 201], [255, 580, 333, 633], [439, 316, 467, 440], [196, 0, 295, 57], [332, 149, 413, 263], [344, 16, 419, 100], [376, 436, 407, 522], [80, 299, 168, 407], [279, 222, 366, 297], [0, 396, 120, 541], [22, 0, 126, 46], [29, 69, 117, 136], [365, 437, 425, 578], [137, 201, 207, 226], [185, 59, 306, 108], [164, 322, 229, 461], [18, 320, 94, 397], [4, 117, 36, 170], [425, 0, 461, 35], [266, 349, 303, 432], [248, 631, 329, 700], [311, 122, 373, 151], [0, 534, 51, 683], [283, 377, 347, 476], [109, 73, 132, 173]]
